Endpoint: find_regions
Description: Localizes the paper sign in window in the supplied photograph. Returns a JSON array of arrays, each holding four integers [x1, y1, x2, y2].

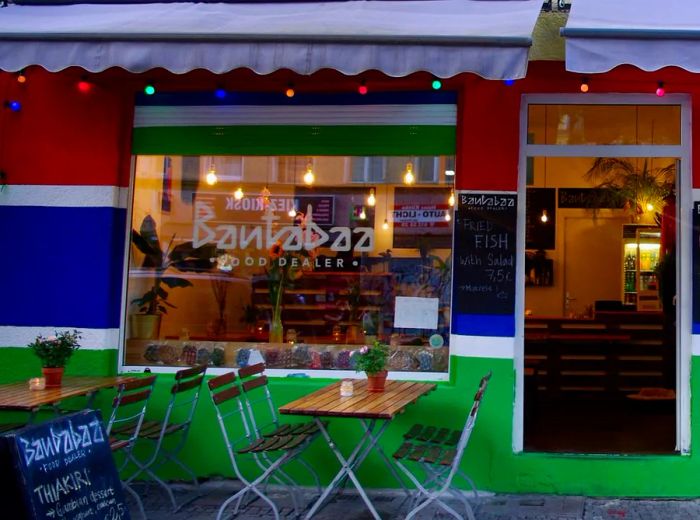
[[394, 296, 439, 330]]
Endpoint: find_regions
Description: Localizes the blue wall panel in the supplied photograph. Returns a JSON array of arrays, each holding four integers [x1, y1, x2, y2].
[[0, 206, 126, 329], [452, 313, 515, 337]]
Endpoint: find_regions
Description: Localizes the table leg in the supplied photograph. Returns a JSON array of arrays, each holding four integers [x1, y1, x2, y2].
[[304, 418, 387, 520], [359, 419, 409, 496]]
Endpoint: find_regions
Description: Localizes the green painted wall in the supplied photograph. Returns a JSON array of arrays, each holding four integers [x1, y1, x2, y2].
[[2, 348, 699, 496]]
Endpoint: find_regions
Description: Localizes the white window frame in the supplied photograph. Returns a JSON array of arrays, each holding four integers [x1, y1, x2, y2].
[[514, 93, 692, 454]]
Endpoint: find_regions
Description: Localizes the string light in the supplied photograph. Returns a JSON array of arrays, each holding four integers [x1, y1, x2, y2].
[[234, 187, 244, 200], [444, 211, 451, 222], [260, 186, 271, 209], [540, 209, 548, 223], [17, 70, 26, 84], [205, 163, 218, 186], [431, 79, 442, 90], [367, 188, 376, 206], [580, 77, 589, 93], [382, 219, 389, 230], [6, 100, 21, 112], [504, 79, 515, 86], [215, 87, 227, 99], [303, 162, 315, 185], [656, 81, 665, 97], [403, 162, 415, 185], [144, 83, 156, 96], [288, 206, 297, 218], [358, 80, 368, 95], [77, 78, 93, 93], [448, 190, 455, 207], [359, 207, 367, 220], [286, 83, 295, 98]]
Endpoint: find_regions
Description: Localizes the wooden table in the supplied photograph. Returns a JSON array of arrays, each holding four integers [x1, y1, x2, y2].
[[280, 379, 436, 519], [0, 375, 135, 422]]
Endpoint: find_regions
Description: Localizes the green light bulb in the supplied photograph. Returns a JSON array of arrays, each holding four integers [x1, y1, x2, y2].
[[431, 79, 442, 90], [144, 84, 156, 95]]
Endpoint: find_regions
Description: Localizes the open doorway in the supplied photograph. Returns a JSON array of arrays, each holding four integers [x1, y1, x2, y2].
[[519, 100, 686, 454]]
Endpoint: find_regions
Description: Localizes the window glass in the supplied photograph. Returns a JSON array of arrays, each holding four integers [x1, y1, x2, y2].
[[527, 104, 681, 145], [125, 155, 455, 373]]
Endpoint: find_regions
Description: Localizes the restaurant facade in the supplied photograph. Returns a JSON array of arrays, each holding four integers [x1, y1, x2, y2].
[[2, 0, 700, 496]]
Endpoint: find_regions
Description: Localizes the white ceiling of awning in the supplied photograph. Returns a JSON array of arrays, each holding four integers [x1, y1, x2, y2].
[[0, 0, 542, 79], [563, 0, 700, 73]]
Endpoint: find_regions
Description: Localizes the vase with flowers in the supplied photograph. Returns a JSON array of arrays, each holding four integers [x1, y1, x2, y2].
[[352, 340, 390, 392], [28, 330, 82, 387]]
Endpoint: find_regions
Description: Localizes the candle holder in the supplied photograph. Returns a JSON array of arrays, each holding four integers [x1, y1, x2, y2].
[[340, 379, 354, 397], [28, 377, 46, 391]]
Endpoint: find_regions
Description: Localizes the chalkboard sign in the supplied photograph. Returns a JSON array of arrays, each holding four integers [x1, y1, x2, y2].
[[0, 410, 130, 520], [452, 192, 517, 316]]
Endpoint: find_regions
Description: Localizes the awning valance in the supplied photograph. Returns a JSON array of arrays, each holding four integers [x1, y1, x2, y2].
[[0, 0, 542, 79], [562, 0, 700, 73]]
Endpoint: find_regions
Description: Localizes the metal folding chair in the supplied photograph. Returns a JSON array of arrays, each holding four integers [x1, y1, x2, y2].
[[208, 371, 319, 520], [128, 364, 207, 511], [237, 363, 322, 492], [105, 374, 157, 520], [392, 372, 492, 520]]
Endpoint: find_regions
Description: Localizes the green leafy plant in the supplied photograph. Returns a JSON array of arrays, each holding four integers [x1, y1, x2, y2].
[[28, 330, 82, 368], [352, 340, 389, 374], [131, 215, 215, 315]]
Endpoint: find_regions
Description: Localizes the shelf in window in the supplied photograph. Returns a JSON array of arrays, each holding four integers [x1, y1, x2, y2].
[[253, 288, 381, 296], [257, 304, 382, 311]]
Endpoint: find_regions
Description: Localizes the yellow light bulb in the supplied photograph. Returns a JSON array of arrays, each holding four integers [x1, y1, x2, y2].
[[367, 188, 376, 206], [448, 190, 455, 207], [205, 170, 218, 186], [234, 187, 244, 200], [359, 207, 367, 220], [288, 207, 297, 218], [646, 202, 654, 211], [444, 212, 451, 222], [403, 162, 415, 185], [303, 163, 315, 186], [540, 209, 548, 223], [382, 219, 389, 230]]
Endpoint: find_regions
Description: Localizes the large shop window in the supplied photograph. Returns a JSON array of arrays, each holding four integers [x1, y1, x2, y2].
[[125, 155, 454, 373]]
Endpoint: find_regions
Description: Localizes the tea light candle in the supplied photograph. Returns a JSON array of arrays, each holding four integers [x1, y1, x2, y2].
[[29, 377, 45, 391], [340, 379, 354, 397]]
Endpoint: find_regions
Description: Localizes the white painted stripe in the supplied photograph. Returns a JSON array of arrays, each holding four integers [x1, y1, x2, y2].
[[451, 334, 515, 359], [692, 335, 700, 356], [692, 188, 700, 202], [134, 104, 457, 127], [0, 327, 119, 351], [0, 185, 128, 208]]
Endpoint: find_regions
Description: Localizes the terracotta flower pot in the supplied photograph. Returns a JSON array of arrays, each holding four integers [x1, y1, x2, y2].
[[42, 367, 64, 388], [366, 370, 388, 392]]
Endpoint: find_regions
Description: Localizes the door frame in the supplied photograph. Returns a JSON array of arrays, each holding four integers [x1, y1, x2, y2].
[[514, 93, 692, 454]]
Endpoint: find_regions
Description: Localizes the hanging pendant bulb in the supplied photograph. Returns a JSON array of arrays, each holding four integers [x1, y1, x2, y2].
[[448, 190, 455, 207], [288, 206, 297, 218], [444, 211, 451, 222], [367, 188, 376, 206], [260, 186, 271, 209], [234, 186, 244, 200], [359, 207, 367, 220], [303, 162, 315, 186], [382, 219, 389, 230], [403, 162, 415, 185], [205, 163, 218, 186], [540, 209, 548, 223]]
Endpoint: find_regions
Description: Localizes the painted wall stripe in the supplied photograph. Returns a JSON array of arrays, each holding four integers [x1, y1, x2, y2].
[[451, 334, 514, 359], [692, 334, 700, 355], [132, 125, 456, 155], [0, 185, 128, 209], [0, 327, 119, 351], [0, 206, 126, 329], [135, 91, 458, 107], [134, 105, 457, 128], [452, 314, 516, 337]]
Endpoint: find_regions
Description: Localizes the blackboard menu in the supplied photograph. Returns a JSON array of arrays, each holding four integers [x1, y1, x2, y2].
[[452, 192, 517, 316], [0, 410, 130, 520]]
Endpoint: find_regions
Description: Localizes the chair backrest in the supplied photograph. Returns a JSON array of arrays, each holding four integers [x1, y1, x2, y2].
[[207, 371, 256, 477], [237, 363, 278, 437], [160, 364, 207, 434], [106, 375, 157, 446], [450, 372, 492, 472]]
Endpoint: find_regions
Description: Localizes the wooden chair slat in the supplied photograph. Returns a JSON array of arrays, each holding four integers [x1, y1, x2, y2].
[[175, 364, 207, 380], [422, 446, 443, 464], [237, 437, 266, 454], [417, 426, 437, 442], [393, 442, 414, 460], [263, 424, 293, 438], [120, 375, 157, 391], [432, 428, 450, 444], [212, 385, 242, 406], [445, 430, 461, 446], [172, 374, 205, 394], [238, 363, 266, 379], [404, 424, 424, 440], [407, 444, 428, 462], [278, 434, 308, 451], [241, 375, 268, 393], [113, 388, 152, 408], [208, 372, 236, 390], [437, 448, 457, 466]]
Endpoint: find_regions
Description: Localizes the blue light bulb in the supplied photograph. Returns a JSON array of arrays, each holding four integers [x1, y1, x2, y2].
[[8, 100, 21, 112], [504, 79, 515, 86], [215, 88, 227, 99]]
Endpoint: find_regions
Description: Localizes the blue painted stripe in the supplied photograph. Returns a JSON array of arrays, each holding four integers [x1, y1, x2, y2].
[[452, 313, 515, 337], [693, 323, 700, 335], [135, 90, 458, 107], [0, 206, 126, 329]]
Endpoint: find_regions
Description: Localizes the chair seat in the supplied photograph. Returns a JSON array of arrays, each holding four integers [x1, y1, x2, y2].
[[393, 441, 456, 466], [403, 424, 461, 446], [263, 420, 328, 438], [110, 437, 132, 452], [238, 433, 310, 454], [139, 421, 187, 440]]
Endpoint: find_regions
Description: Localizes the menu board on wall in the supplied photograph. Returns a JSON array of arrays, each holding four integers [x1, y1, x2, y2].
[[0, 410, 130, 520], [452, 192, 517, 316]]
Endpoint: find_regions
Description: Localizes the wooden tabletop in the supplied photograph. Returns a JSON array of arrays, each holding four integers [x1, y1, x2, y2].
[[0, 376, 135, 411], [279, 380, 436, 420]]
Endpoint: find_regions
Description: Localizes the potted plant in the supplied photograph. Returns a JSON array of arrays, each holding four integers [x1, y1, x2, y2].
[[131, 215, 215, 339], [352, 340, 390, 392], [27, 330, 82, 387], [344, 281, 363, 343]]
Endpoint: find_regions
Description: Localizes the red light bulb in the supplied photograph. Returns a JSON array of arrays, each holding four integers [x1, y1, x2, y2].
[[77, 80, 92, 93]]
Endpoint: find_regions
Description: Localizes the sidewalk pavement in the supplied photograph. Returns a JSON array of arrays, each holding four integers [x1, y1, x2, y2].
[[134, 480, 700, 519]]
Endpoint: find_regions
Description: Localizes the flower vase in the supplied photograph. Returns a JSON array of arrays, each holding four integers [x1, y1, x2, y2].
[[366, 370, 388, 392], [269, 309, 284, 344], [42, 367, 64, 388]]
